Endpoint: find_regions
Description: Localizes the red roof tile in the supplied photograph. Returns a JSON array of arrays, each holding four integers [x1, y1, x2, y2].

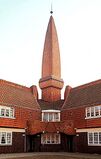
[[0, 79, 40, 110], [62, 79, 101, 109], [38, 99, 64, 110]]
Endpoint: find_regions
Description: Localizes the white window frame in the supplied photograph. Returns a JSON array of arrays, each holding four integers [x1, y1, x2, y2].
[[42, 110, 60, 122], [88, 132, 101, 146], [0, 132, 12, 145], [41, 133, 61, 144], [85, 105, 101, 119], [0, 106, 15, 119]]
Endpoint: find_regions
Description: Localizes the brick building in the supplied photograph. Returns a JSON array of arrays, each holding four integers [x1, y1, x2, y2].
[[0, 13, 101, 153]]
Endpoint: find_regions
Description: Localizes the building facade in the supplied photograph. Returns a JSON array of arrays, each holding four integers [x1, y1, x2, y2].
[[0, 13, 101, 154]]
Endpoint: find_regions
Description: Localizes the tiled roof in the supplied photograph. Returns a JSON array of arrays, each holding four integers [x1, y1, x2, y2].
[[38, 99, 64, 110], [0, 79, 40, 110], [62, 79, 101, 109]]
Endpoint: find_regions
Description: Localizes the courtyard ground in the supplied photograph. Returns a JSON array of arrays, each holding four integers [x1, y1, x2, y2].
[[0, 152, 101, 159], [0, 156, 89, 159]]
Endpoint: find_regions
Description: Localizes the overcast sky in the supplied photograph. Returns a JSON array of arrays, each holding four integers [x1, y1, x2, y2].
[[0, 0, 101, 97]]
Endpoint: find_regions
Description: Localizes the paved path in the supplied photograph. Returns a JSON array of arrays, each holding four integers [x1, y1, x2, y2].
[[0, 152, 101, 159]]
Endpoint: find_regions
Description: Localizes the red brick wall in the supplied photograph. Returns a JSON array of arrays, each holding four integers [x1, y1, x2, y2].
[[0, 106, 41, 129], [61, 107, 86, 130], [42, 87, 61, 102], [86, 118, 101, 128], [62, 106, 101, 132]]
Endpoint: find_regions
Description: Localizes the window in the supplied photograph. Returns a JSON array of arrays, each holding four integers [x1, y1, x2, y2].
[[88, 133, 93, 144], [6, 109, 9, 117], [94, 132, 98, 144], [88, 132, 101, 146], [41, 133, 60, 144], [0, 106, 14, 118], [49, 113, 53, 121], [99, 107, 101, 116], [99, 133, 101, 144], [91, 107, 94, 117], [86, 107, 90, 118], [95, 106, 99, 116], [1, 109, 5, 117], [54, 112, 60, 121], [42, 110, 60, 122], [85, 105, 101, 119], [0, 132, 12, 145], [1, 132, 6, 144], [43, 113, 48, 121], [7, 133, 12, 144]]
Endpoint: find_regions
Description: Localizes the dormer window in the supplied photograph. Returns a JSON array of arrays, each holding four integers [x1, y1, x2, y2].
[[42, 110, 60, 122]]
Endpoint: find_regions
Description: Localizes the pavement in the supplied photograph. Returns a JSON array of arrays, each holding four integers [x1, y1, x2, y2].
[[0, 152, 101, 159]]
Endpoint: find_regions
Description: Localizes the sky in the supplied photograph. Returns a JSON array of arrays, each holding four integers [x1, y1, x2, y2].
[[0, 0, 101, 97]]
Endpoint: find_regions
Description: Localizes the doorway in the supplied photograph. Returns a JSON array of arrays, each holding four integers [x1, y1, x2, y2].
[[27, 134, 41, 152], [61, 133, 74, 152]]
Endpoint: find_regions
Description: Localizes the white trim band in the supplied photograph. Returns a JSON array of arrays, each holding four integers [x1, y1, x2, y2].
[[76, 128, 101, 133], [0, 128, 25, 132]]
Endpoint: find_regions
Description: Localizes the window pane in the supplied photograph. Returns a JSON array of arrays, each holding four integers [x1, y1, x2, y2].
[[1, 132, 6, 144], [95, 106, 99, 116], [51, 134, 54, 144], [1, 109, 5, 117], [41, 134, 46, 144], [88, 133, 93, 144], [54, 113, 59, 121], [7, 133, 11, 144], [10, 108, 14, 117], [0, 132, 1, 144], [99, 106, 101, 116], [94, 132, 98, 144], [49, 113, 53, 121], [47, 133, 50, 143], [43, 113, 48, 121], [91, 107, 94, 117], [99, 132, 101, 144], [6, 109, 9, 117], [55, 134, 60, 144], [86, 107, 90, 117]]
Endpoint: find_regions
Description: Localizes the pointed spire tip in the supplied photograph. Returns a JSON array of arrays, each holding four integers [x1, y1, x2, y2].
[[50, 3, 53, 14], [50, 10, 53, 14]]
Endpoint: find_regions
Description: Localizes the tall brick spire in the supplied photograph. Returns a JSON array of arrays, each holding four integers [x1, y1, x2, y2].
[[39, 15, 64, 102]]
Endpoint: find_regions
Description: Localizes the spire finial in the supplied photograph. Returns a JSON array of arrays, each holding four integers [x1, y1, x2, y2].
[[50, 3, 53, 14]]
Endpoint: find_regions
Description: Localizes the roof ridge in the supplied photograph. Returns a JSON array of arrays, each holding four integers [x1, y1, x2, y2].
[[73, 79, 101, 90], [0, 79, 30, 91]]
